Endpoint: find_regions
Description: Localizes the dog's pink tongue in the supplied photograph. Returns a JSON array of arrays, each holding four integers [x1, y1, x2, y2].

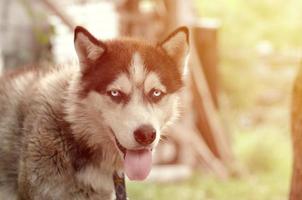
[[124, 149, 152, 181]]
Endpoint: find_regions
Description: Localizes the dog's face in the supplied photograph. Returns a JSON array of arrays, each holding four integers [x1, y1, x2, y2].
[[73, 26, 189, 180]]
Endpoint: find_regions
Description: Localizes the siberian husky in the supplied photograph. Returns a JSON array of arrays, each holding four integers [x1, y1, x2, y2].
[[0, 26, 189, 200]]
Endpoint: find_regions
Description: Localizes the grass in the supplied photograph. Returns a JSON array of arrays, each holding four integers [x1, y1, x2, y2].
[[128, 172, 291, 200]]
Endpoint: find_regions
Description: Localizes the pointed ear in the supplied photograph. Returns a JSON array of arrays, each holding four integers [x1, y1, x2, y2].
[[74, 26, 105, 70], [159, 27, 189, 72]]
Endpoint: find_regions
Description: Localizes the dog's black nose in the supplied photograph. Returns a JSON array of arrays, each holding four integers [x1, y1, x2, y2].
[[134, 125, 156, 146]]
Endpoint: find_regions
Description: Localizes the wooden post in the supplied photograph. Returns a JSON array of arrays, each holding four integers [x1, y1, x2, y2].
[[191, 22, 225, 158], [161, 0, 178, 36], [290, 65, 302, 200], [116, 0, 139, 37], [193, 22, 220, 107], [189, 30, 233, 165], [116, 0, 164, 41]]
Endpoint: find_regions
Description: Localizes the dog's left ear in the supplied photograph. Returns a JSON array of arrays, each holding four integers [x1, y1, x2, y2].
[[74, 26, 106, 71], [159, 27, 189, 73]]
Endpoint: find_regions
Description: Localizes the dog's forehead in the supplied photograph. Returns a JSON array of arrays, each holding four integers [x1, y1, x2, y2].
[[129, 52, 146, 85], [80, 39, 183, 96], [107, 52, 164, 93]]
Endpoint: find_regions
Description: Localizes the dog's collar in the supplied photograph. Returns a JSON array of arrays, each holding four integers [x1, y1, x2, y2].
[[113, 171, 127, 200]]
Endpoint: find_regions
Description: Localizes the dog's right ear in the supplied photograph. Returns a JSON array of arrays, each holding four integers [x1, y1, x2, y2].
[[74, 26, 106, 70], [158, 27, 189, 74]]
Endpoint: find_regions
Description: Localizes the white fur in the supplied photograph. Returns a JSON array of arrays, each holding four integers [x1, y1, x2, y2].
[[77, 165, 114, 192], [181, 52, 190, 77], [104, 89, 161, 149], [81, 52, 180, 151], [130, 52, 147, 84], [12, 73, 35, 95]]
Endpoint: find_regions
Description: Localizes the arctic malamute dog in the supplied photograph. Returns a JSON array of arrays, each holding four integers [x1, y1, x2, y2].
[[0, 26, 189, 199]]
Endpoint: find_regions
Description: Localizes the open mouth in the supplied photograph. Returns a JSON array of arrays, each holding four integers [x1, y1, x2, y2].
[[114, 136, 127, 156], [110, 129, 153, 181]]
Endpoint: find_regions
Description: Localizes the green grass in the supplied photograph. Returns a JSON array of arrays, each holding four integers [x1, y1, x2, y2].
[[128, 173, 290, 200]]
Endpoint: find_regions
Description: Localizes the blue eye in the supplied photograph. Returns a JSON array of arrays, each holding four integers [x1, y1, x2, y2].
[[148, 89, 165, 102], [110, 90, 121, 97], [152, 89, 162, 97], [107, 89, 128, 103]]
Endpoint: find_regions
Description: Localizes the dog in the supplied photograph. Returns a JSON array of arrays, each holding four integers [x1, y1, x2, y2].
[[0, 26, 189, 200]]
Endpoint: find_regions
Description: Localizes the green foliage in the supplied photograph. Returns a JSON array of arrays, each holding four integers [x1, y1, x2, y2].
[[194, 0, 302, 50], [233, 126, 291, 174]]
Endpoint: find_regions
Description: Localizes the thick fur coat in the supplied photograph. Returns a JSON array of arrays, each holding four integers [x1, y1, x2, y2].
[[0, 26, 189, 200]]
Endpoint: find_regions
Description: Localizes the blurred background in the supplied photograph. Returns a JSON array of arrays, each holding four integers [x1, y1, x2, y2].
[[1, 0, 302, 199]]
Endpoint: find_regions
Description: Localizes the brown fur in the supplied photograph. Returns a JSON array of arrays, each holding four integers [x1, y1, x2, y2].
[[80, 38, 184, 98], [0, 26, 189, 200]]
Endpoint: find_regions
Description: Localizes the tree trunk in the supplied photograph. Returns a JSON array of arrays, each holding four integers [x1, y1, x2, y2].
[[290, 66, 302, 200]]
